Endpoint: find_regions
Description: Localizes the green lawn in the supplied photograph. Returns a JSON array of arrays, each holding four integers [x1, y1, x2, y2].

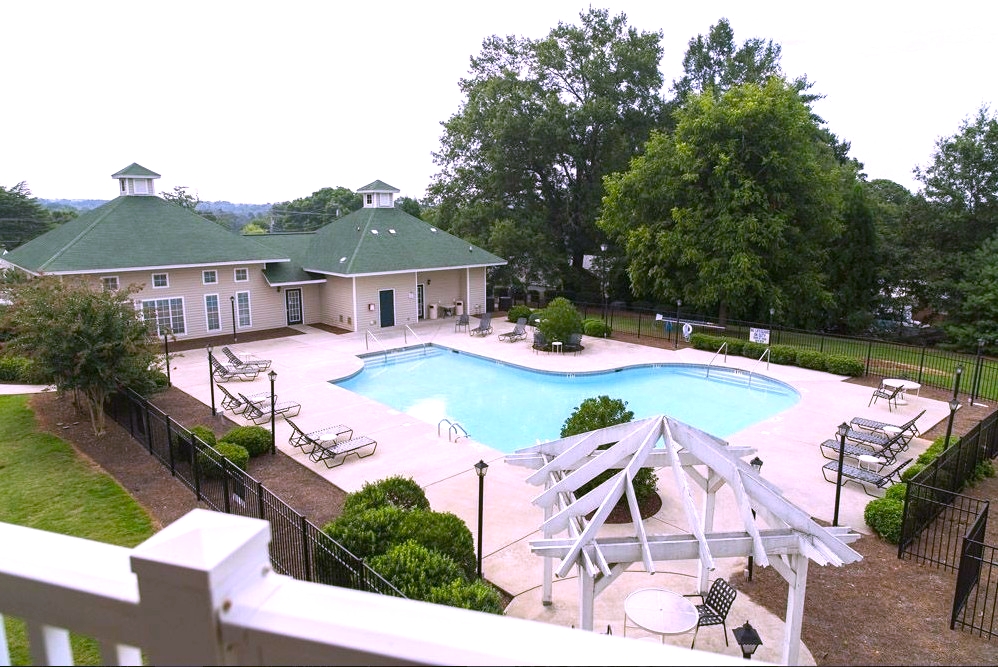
[[0, 394, 156, 665]]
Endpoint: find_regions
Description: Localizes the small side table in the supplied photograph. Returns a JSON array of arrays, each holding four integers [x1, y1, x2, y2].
[[551, 341, 563, 354], [858, 454, 883, 471]]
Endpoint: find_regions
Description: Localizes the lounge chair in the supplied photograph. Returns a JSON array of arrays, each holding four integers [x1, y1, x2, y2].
[[454, 313, 470, 333], [210, 355, 259, 382], [850, 409, 925, 442], [217, 384, 271, 414], [498, 317, 527, 342], [845, 425, 909, 452], [287, 418, 352, 456], [564, 332, 584, 355], [222, 346, 272, 371], [469, 312, 493, 337], [685, 578, 737, 649], [532, 330, 548, 353], [819, 437, 900, 466], [868, 382, 904, 411], [309, 434, 378, 468], [240, 392, 301, 424], [822, 458, 912, 496]]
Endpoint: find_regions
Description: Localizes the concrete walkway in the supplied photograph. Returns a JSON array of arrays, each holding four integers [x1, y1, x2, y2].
[[11, 319, 952, 663]]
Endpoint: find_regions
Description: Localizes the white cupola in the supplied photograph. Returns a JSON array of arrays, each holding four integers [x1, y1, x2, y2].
[[356, 180, 400, 208], [111, 163, 160, 196]]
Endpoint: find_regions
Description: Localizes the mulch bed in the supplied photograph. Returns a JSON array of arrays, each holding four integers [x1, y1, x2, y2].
[[24, 328, 998, 664]]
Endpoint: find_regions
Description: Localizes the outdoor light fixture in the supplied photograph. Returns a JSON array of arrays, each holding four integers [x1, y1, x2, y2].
[[944, 366, 963, 449], [269, 370, 278, 456], [732, 621, 762, 659], [206, 346, 216, 416], [832, 422, 849, 526], [750, 456, 763, 474], [230, 295, 237, 342], [162, 329, 171, 387], [474, 459, 489, 579], [600, 242, 608, 322], [674, 299, 682, 349]]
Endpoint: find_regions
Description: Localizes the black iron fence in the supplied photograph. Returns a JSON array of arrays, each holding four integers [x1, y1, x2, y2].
[[104, 387, 404, 598], [952, 518, 996, 638], [898, 483, 989, 570], [564, 301, 998, 402]]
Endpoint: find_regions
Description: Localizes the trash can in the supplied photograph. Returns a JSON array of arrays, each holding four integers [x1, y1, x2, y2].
[[428, 303, 438, 320], [454, 301, 463, 316]]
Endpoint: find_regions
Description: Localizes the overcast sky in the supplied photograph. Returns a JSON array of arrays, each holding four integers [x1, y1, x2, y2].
[[4, 1, 996, 204]]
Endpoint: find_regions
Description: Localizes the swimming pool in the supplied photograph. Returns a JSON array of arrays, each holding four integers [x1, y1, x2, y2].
[[333, 345, 799, 453]]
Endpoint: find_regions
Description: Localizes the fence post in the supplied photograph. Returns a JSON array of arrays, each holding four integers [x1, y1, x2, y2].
[[258, 481, 266, 520], [918, 346, 927, 385], [193, 436, 202, 502], [636, 311, 641, 338], [144, 402, 154, 453], [898, 482, 913, 559], [166, 417, 175, 475], [865, 340, 873, 376], [222, 459, 231, 514], [300, 514, 312, 582]]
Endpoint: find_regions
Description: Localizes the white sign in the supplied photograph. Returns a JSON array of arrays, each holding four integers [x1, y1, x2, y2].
[[749, 327, 771, 345]]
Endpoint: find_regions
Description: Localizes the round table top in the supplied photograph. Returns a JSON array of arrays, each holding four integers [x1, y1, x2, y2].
[[858, 454, 882, 464], [624, 588, 699, 635], [883, 378, 921, 391]]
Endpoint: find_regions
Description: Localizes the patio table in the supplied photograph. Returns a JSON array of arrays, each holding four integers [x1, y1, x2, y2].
[[883, 379, 921, 406], [623, 587, 699, 642]]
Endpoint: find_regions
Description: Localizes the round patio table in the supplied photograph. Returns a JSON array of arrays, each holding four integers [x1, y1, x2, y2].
[[623, 587, 699, 642], [883, 378, 921, 406]]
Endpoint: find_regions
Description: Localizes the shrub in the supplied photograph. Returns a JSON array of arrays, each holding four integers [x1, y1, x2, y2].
[[342, 475, 430, 516], [398, 509, 477, 580], [864, 496, 904, 544], [427, 579, 504, 614], [795, 349, 826, 371], [215, 442, 249, 471], [506, 305, 532, 323], [189, 425, 217, 448], [825, 355, 864, 376], [322, 505, 406, 560], [582, 317, 611, 338], [536, 297, 582, 345], [742, 341, 767, 360], [723, 337, 745, 356], [220, 425, 272, 457], [901, 462, 925, 482], [196, 442, 249, 478], [766, 344, 795, 365], [368, 540, 466, 600], [884, 482, 908, 501], [0, 355, 32, 382]]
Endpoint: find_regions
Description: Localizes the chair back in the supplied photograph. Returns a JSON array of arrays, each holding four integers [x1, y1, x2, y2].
[[480, 312, 492, 328], [221, 346, 239, 364], [457, 313, 469, 326], [704, 579, 737, 617], [515, 317, 527, 332]]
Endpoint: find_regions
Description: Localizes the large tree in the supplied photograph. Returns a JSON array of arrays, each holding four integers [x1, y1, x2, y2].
[[599, 78, 845, 325], [270, 186, 363, 233], [2, 278, 161, 435], [429, 8, 665, 290], [0, 182, 57, 250]]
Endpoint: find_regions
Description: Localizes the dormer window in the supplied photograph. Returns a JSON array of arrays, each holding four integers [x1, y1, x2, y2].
[[111, 163, 160, 196]]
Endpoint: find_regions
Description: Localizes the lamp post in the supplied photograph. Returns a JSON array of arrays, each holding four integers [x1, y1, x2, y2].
[[230, 295, 237, 342], [769, 307, 775, 345], [674, 299, 682, 349], [474, 459, 489, 579], [268, 370, 277, 455], [732, 621, 763, 660], [599, 242, 608, 322], [832, 421, 849, 527], [206, 346, 216, 416], [944, 365, 963, 450], [747, 457, 763, 581], [162, 329, 171, 387]]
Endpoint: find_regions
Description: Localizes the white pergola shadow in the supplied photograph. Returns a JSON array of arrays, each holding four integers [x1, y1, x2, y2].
[[505, 415, 862, 666]]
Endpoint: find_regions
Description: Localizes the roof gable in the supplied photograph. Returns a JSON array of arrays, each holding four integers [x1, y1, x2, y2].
[[356, 180, 399, 193], [111, 163, 161, 178]]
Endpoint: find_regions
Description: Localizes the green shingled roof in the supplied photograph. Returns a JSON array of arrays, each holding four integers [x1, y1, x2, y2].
[[251, 233, 327, 285], [5, 196, 283, 274], [355, 180, 399, 192], [303, 207, 506, 275], [111, 163, 161, 178]]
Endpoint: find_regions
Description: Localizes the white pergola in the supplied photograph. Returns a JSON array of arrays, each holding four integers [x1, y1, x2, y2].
[[505, 415, 862, 666]]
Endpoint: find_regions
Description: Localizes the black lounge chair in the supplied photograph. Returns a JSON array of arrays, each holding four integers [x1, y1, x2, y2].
[[869, 383, 904, 411], [844, 425, 909, 452], [822, 458, 912, 496], [686, 578, 737, 649], [222, 346, 272, 371], [217, 384, 271, 414], [309, 435, 378, 468], [287, 419, 352, 456], [210, 355, 259, 382], [850, 409, 925, 441], [499, 317, 527, 342], [469, 312, 493, 337], [819, 437, 899, 466], [241, 392, 301, 424]]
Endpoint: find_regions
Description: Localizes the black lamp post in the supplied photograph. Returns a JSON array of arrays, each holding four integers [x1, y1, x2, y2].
[[768, 307, 775, 344], [833, 421, 849, 527], [748, 457, 763, 581], [269, 370, 277, 455], [474, 459, 489, 579], [230, 295, 237, 342], [944, 365, 963, 450], [674, 299, 682, 349], [206, 346, 216, 416], [600, 242, 608, 322], [162, 329, 171, 387], [732, 621, 763, 659]]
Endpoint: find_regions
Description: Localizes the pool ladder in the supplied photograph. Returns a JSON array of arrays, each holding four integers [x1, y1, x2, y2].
[[438, 418, 469, 442], [705, 342, 728, 378]]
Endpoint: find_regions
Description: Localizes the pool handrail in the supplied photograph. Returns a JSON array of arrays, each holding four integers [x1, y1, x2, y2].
[[365, 330, 388, 362], [438, 418, 470, 442], [404, 325, 427, 353], [705, 342, 728, 378], [748, 347, 771, 388]]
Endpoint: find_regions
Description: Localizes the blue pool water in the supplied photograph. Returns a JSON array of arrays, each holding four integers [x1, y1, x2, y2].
[[333, 345, 799, 453]]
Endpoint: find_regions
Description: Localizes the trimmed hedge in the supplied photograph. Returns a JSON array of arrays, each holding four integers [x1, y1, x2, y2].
[[427, 579, 504, 615], [582, 317, 611, 337], [196, 442, 249, 478], [342, 475, 430, 516], [220, 425, 272, 457], [368, 540, 466, 601], [189, 425, 217, 448], [688, 333, 864, 377], [864, 493, 905, 544], [506, 305, 532, 323]]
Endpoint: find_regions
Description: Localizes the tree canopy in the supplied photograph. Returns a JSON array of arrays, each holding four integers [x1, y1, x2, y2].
[[599, 78, 846, 325], [0, 182, 59, 250], [270, 186, 362, 232], [428, 8, 666, 290]]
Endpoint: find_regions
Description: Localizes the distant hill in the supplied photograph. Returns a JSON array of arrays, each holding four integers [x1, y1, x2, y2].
[[40, 199, 272, 219]]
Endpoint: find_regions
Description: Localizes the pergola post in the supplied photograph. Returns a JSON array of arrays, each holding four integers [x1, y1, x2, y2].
[[698, 469, 719, 592], [542, 494, 553, 606], [578, 565, 595, 631], [782, 553, 809, 666]]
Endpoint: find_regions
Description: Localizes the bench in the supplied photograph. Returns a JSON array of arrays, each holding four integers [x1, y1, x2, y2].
[[822, 458, 912, 496], [309, 436, 378, 468]]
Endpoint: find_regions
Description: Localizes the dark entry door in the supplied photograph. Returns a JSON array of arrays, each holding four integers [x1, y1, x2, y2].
[[379, 289, 395, 327], [285, 288, 303, 325]]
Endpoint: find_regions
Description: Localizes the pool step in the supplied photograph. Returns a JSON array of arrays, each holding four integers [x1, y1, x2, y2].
[[360, 345, 443, 368]]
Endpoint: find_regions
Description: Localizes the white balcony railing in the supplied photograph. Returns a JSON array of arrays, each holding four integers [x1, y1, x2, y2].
[[0, 510, 746, 666]]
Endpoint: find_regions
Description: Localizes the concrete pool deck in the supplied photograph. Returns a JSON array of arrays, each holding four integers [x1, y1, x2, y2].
[[160, 318, 950, 663]]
